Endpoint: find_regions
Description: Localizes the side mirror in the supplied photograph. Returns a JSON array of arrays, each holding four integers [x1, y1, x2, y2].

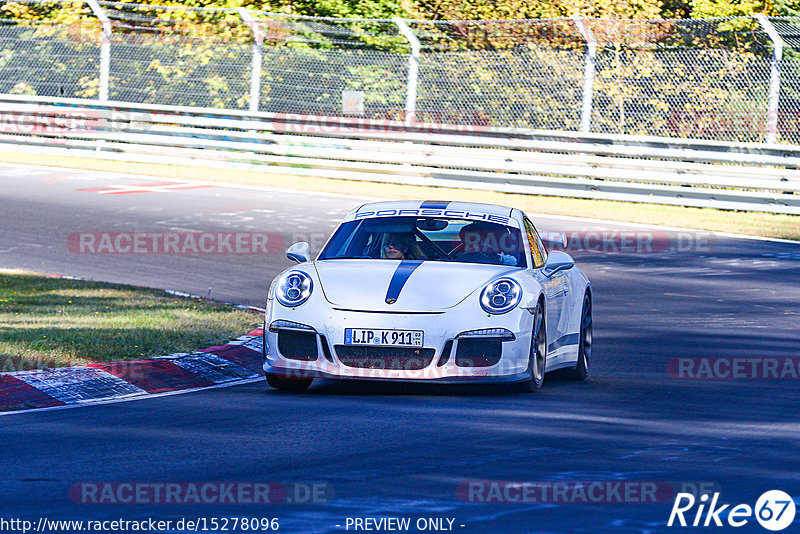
[[286, 242, 310, 264], [542, 251, 574, 277]]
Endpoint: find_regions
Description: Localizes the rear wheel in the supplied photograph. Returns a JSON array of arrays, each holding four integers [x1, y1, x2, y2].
[[265, 373, 312, 392], [564, 291, 592, 380], [518, 301, 546, 393]]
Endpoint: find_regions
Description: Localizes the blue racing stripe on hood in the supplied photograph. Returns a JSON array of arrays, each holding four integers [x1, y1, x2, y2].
[[385, 260, 423, 304], [420, 201, 451, 209]]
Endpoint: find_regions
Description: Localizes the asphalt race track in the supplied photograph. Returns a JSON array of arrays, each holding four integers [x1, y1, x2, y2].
[[1, 163, 800, 533]]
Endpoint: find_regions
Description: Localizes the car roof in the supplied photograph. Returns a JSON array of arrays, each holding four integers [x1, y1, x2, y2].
[[353, 200, 515, 218]]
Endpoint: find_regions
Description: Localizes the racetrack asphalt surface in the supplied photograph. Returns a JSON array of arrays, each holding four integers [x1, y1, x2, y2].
[[1, 163, 799, 533]]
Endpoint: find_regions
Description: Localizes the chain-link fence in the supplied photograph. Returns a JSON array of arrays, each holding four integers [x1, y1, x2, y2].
[[99, 2, 252, 108], [247, 12, 408, 118], [0, 0, 99, 98], [1, 0, 799, 144], [773, 17, 800, 144]]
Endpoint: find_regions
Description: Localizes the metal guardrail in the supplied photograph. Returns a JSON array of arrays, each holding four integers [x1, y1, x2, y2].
[[1, 94, 799, 214]]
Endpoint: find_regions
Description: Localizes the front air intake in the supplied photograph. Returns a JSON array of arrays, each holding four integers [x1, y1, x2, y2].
[[455, 339, 502, 367], [334, 346, 435, 370], [278, 331, 318, 361]]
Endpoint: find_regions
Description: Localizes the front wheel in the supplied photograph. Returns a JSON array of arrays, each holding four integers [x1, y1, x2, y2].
[[564, 291, 592, 380], [265, 373, 312, 392], [518, 301, 546, 393]]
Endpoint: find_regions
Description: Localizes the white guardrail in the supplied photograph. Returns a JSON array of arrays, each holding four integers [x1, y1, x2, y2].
[[1, 94, 800, 215]]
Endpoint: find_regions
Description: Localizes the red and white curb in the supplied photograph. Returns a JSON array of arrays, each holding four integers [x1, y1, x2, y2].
[[0, 328, 265, 413]]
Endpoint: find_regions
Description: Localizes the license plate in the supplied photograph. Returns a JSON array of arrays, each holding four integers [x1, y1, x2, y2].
[[344, 328, 423, 347]]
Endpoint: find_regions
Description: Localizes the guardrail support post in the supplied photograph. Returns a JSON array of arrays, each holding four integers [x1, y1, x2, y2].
[[572, 16, 597, 134], [86, 0, 111, 101], [238, 8, 263, 113], [392, 18, 420, 124], [756, 14, 784, 144]]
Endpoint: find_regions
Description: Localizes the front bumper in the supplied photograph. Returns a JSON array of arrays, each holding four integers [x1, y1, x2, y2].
[[263, 303, 534, 383]]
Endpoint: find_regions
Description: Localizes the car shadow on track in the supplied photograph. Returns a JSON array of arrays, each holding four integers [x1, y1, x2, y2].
[[264, 374, 593, 397]]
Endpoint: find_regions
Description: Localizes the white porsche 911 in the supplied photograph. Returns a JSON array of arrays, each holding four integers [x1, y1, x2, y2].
[[263, 201, 591, 392]]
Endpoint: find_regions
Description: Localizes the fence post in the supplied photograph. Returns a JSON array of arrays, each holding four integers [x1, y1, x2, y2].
[[392, 17, 420, 124], [237, 8, 263, 113], [571, 16, 597, 134], [756, 14, 783, 144], [86, 0, 110, 101]]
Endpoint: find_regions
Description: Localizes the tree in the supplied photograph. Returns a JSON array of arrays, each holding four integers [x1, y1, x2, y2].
[[771, 0, 800, 15], [411, 0, 663, 21], [690, 0, 775, 17]]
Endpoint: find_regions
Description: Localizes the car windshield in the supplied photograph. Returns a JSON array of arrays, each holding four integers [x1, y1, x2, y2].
[[318, 216, 526, 267]]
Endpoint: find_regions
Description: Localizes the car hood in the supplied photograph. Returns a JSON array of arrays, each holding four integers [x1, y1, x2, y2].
[[313, 260, 519, 312]]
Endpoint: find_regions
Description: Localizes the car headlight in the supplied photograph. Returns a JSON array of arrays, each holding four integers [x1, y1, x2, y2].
[[275, 271, 313, 307], [480, 278, 522, 315]]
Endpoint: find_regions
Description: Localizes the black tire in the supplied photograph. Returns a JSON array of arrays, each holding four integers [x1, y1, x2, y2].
[[265, 373, 312, 392], [564, 291, 592, 380], [518, 300, 546, 393]]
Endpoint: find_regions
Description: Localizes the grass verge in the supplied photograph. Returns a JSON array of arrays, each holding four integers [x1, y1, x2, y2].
[[0, 270, 261, 371], [1, 151, 799, 240]]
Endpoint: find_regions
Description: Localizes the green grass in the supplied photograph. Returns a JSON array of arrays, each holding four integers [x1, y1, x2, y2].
[[0, 270, 261, 371], [2, 150, 798, 241]]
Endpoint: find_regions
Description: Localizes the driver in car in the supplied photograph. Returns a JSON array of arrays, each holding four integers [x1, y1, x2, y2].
[[380, 232, 424, 260], [458, 222, 519, 266]]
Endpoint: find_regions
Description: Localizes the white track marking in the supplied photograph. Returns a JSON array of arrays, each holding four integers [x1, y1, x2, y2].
[[0, 162, 381, 201], [3, 161, 798, 245], [531, 213, 800, 245]]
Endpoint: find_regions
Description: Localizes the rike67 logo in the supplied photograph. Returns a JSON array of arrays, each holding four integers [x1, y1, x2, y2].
[[668, 490, 796, 531]]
